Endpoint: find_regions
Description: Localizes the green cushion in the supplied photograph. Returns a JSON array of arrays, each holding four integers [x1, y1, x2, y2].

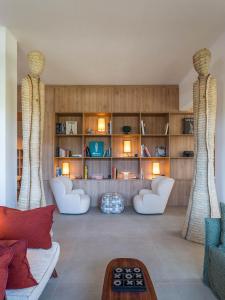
[[221, 202, 225, 248]]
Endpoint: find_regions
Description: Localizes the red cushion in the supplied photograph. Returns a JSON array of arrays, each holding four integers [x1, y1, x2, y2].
[[0, 205, 55, 249], [0, 240, 37, 289], [0, 248, 13, 300]]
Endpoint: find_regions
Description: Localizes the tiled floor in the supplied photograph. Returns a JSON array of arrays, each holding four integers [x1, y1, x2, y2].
[[40, 207, 217, 300]]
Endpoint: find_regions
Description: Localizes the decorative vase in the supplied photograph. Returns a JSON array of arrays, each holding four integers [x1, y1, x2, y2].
[[122, 126, 131, 134], [18, 51, 46, 210], [182, 48, 221, 244]]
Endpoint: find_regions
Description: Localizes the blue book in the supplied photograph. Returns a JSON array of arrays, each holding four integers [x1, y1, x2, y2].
[[89, 141, 104, 157]]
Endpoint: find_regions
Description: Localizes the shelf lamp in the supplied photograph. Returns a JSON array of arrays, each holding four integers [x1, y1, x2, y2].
[[152, 162, 160, 178], [123, 140, 131, 156], [62, 162, 70, 177], [97, 118, 106, 133]]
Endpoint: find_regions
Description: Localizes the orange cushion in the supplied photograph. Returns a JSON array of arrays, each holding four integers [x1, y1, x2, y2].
[[0, 248, 13, 300], [0, 240, 37, 289], [0, 205, 55, 249]]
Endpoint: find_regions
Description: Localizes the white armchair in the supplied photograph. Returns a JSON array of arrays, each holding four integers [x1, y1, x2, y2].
[[50, 176, 90, 214], [133, 176, 175, 214]]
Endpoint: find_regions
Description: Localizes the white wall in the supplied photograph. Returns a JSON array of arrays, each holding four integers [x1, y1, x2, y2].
[[179, 32, 225, 203], [0, 27, 17, 207]]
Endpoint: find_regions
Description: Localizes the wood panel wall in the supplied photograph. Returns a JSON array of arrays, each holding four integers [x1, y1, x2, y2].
[[18, 85, 192, 206]]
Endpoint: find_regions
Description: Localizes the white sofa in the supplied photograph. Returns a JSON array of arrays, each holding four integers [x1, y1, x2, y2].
[[133, 176, 175, 214], [50, 176, 90, 214], [6, 242, 60, 300]]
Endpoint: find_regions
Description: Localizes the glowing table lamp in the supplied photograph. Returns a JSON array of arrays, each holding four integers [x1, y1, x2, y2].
[[98, 118, 106, 133], [123, 140, 131, 156], [152, 162, 160, 178], [62, 162, 70, 177]]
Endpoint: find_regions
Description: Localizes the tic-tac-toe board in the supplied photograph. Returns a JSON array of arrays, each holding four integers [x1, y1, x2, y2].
[[112, 267, 146, 292]]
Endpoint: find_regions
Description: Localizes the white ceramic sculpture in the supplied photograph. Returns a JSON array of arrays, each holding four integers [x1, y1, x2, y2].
[[18, 51, 46, 209], [182, 48, 221, 244]]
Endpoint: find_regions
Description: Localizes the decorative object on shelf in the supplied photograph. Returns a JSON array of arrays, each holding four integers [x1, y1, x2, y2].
[[62, 162, 70, 177], [86, 128, 94, 135], [183, 118, 194, 134], [164, 122, 169, 135], [123, 140, 131, 156], [84, 165, 88, 179], [18, 50, 46, 209], [56, 167, 62, 177], [182, 48, 221, 244], [98, 118, 106, 133], [122, 126, 131, 134], [56, 122, 66, 134], [182, 151, 194, 157], [84, 144, 91, 157], [152, 162, 160, 178], [100, 193, 124, 214], [155, 146, 166, 157], [66, 121, 77, 135], [122, 171, 130, 180], [89, 141, 104, 157]]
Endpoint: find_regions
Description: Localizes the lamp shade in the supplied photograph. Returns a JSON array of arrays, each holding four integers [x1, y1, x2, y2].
[[62, 162, 70, 176], [97, 118, 106, 132], [152, 162, 160, 175], [123, 140, 131, 153]]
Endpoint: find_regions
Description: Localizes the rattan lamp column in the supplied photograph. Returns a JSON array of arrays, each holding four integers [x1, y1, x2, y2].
[[182, 48, 220, 244], [18, 51, 46, 209]]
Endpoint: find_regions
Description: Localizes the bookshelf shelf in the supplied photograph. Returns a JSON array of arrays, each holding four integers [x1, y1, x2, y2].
[[171, 157, 194, 159], [55, 157, 82, 159], [54, 111, 194, 180]]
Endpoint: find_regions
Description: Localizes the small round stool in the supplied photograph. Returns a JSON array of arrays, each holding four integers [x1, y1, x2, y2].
[[100, 193, 124, 214]]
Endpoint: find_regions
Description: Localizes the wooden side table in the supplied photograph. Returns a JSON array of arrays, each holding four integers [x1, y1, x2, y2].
[[101, 258, 157, 300]]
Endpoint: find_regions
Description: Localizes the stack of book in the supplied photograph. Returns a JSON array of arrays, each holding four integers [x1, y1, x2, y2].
[[141, 144, 151, 157]]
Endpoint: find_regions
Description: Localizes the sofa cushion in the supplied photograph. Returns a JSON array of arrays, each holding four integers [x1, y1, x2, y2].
[[0, 205, 55, 249], [0, 240, 37, 289], [208, 246, 225, 300], [6, 242, 60, 300], [220, 202, 225, 248], [0, 248, 14, 300]]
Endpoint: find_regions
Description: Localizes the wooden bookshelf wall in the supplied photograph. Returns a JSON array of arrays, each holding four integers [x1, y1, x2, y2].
[[54, 111, 194, 182]]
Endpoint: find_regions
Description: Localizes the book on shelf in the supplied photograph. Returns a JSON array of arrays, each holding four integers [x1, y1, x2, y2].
[[103, 147, 111, 157], [164, 122, 169, 135], [141, 120, 145, 135], [84, 144, 91, 157], [108, 120, 112, 134], [112, 167, 118, 179], [141, 144, 151, 157], [71, 154, 82, 158]]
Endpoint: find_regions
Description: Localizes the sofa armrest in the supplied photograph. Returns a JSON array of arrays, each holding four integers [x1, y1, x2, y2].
[[203, 218, 221, 285], [72, 189, 85, 195]]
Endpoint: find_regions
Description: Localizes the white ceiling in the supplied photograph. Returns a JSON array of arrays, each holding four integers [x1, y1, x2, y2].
[[1, 0, 225, 85]]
